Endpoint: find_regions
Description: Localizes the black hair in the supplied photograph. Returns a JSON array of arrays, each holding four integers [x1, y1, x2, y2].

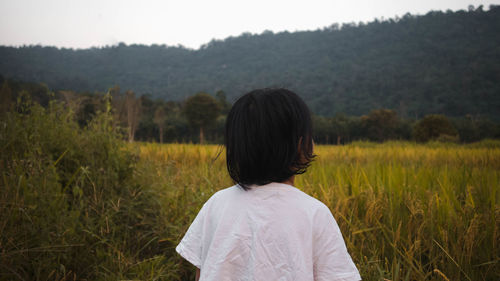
[[225, 88, 315, 190]]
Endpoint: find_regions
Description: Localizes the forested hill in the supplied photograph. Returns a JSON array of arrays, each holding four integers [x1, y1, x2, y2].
[[1, 6, 500, 119]]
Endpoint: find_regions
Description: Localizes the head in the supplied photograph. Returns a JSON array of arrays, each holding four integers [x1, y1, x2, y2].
[[225, 88, 315, 190]]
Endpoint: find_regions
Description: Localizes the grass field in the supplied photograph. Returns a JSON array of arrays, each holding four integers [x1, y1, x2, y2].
[[136, 141, 500, 281], [1, 105, 498, 280]]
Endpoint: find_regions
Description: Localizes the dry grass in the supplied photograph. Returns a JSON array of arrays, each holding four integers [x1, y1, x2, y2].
[[136, 141, 499, 281]]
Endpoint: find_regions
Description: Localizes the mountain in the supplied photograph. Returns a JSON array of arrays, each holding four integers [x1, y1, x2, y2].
[[1, 5, 500, 119]]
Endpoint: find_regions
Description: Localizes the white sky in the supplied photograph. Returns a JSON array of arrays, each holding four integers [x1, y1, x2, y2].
[[1, 0, 499, 50]]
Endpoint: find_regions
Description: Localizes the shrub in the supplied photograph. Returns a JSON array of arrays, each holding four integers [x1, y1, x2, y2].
[[413, 114, 458, 142], [0, 100, 172, 280]]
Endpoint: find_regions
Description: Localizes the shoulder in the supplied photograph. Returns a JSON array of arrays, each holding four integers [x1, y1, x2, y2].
[[256, 182, 332, 218], [285, 184, 331, 212], [279, 186, 337, 227], [201, 185, 244, 209], [208, 185, 243, 200]]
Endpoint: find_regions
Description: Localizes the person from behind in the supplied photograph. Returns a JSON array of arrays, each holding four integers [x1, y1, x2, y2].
[[176, 88, 361, 281]]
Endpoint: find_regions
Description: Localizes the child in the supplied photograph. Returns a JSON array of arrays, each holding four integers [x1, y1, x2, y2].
[[176, 88, 361, 281]]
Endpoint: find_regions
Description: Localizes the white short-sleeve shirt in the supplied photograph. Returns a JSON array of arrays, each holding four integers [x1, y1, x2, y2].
[[176, 182, 361, 281]]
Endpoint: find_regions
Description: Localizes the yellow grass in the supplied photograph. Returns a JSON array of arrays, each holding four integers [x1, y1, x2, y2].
[[136, 141, 499, 281]]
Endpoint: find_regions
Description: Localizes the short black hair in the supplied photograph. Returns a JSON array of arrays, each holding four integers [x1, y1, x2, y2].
[[225, 88, 315, 190]]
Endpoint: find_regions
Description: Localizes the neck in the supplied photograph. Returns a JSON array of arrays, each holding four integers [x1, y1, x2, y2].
[[282, 176, 295, 186]]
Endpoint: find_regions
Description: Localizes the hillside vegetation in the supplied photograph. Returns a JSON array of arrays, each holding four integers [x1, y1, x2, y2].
[[1, 5, 499, 119]]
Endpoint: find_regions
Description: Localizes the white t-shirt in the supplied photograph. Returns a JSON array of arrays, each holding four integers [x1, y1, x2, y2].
[[176, 182, 361, 281]]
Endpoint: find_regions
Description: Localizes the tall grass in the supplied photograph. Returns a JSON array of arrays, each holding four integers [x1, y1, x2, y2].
[[299, 143, 499, 280], [0, 102, 177, 280], [137, 141, 499, 281], [1, 102, 498, 280]]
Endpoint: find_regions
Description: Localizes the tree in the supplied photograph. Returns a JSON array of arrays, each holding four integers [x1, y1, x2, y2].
[[111, 88, 142, 142], [331, 114, 350, 144], [215, 90, 231, 114], [110, 86, 127, 128], [183, 93, 220, 144], [361, 109, 400, 142], [154, 105, 167, 143], [2, 7, 500, 120], [135, 94, 156, 142], [413, 114, 458, 142], [0, 80, 13, 115], [312, 115, 331, 144], [76, 95, 99, 127], [125, 91, 141, 142], [453, 115, 500, 143]]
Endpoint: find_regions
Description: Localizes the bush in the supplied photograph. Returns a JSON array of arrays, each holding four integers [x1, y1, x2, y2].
[[0, 100, 173, 280], [413, 114, 458, 142], [360, 109, 400, 142]]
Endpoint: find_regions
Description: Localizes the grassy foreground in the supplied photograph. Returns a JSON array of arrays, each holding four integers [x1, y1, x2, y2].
[[138, 142, 499, 281], [1, 103, 498, 280]]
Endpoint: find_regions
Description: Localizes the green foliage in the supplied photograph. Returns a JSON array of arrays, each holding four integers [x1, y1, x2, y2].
[[413, 114, 458, 142], [0, 80, 13, 114], [4, 78, 500, 144], [312, 113, 415, 144], [182, 92, 221, 143], [215, 90, 231, 114], [313, 114, 355, 144], [453, 115, 500, 142], [1, 96, 498, 280], [0, 101, 175, 280], [183, 92, 220, 128], [361, 109, 400, 142], [1, 6, 500, 119]]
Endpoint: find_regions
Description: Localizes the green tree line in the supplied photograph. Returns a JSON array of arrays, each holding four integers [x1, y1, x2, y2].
[[2, 78, 499, 144], [1, 5, 499, 120]]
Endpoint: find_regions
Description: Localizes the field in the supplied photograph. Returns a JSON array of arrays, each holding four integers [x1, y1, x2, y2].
[[136, 141, 500, 281], [1, 105, 499, 280]]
